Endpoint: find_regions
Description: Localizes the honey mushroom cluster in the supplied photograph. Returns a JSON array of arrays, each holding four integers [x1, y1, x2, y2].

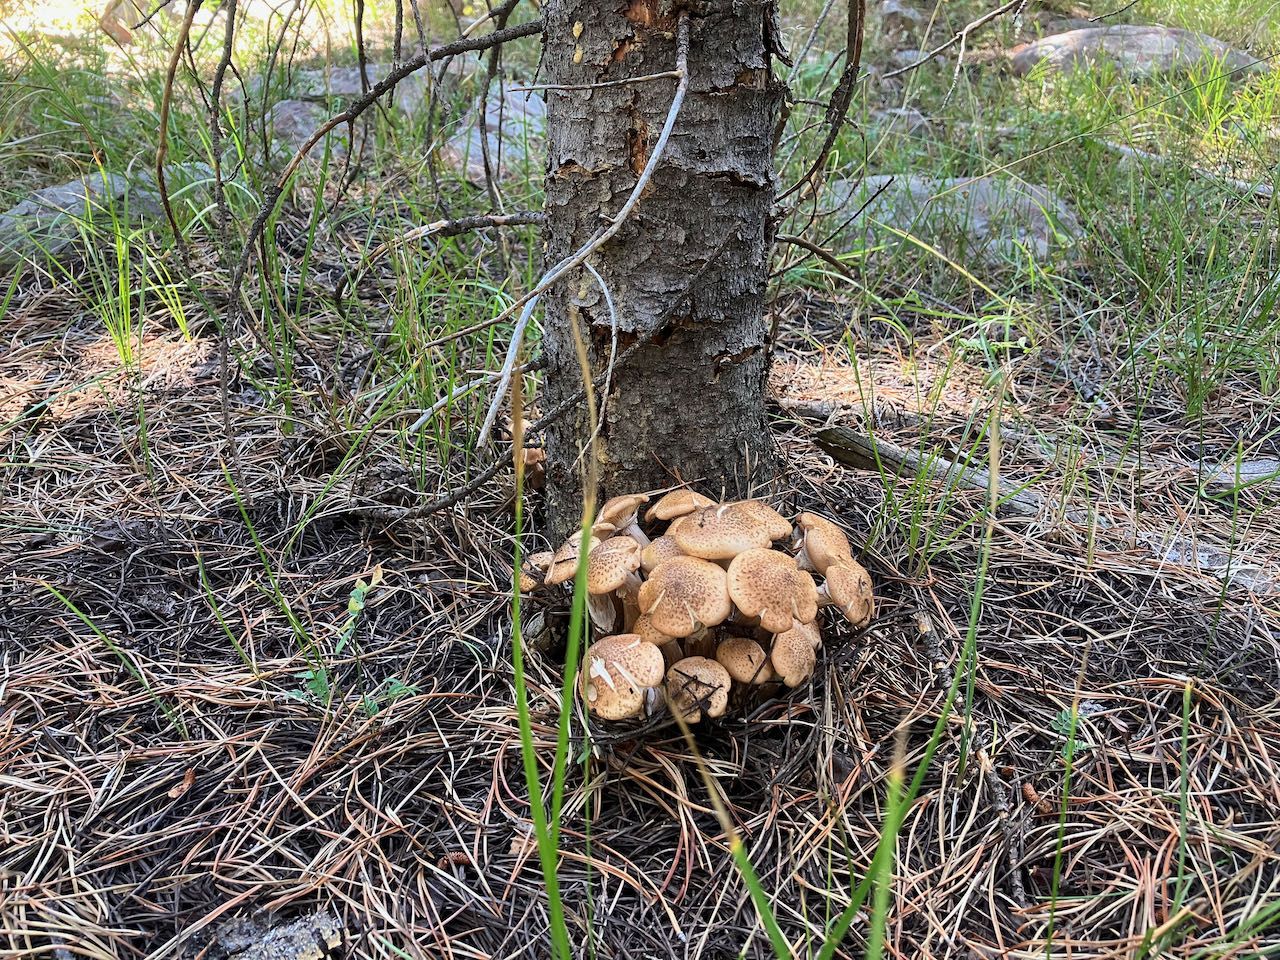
[[521, 492, 875, 725]]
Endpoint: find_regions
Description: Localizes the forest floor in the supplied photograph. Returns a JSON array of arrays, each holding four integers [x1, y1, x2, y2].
[[2, 0, 1279, 958]]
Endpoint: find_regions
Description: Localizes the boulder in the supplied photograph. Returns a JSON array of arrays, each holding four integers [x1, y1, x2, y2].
[[1010, 25, 1265, 79], [439, 88, 546, 183], [827, 174, 1082, 263], [0, 173, 158, 270], [267, 100, 350, 157]]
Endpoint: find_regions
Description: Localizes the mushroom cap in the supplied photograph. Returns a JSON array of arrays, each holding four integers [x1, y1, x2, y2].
[[598, 493, 650, 529], [633, 613, 683, 666], [518, 550, 555, 592], [768, 629, 817, 688], [821, 560, 874, 628], [776, 618, 823, 652], [671, 503, 775, 560], [545, 524, 615, 586], [586, 537, 642, 595], [645, 489, 714, 524], [583, 634, 665, 721], [716, 636, 773, 684], [637, 556, 732, 637], [796, 512, 853, 575], [726, 549, 819, 634], [665, 656, 731, 723], [728, 500, 793, 541], [639, 535, 684, 574]]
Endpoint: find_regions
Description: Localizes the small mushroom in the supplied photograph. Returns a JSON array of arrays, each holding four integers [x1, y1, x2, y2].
[[645, 489, 714, 524], [794, 512, 853, 575], [585, 537, 644, 632], [598, 493, 652, 546], [716, 636, 773, 684], [583, 634, 666, 721], [671, 503, 775, 560], [637, 556, 733, 638], [817, 560, 874, 628], [518, 550, 555, 592], [726, 548, 819, 635], [665, 656, 731, 723], [639, 535, 684, 574], [768, 628, 817, 688], [521, 447, 547, 490]]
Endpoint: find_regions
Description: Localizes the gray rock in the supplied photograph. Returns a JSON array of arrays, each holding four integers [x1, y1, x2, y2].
[[878, 0, 928, 36], [439, 88, 546, 183], [282, 62, 430, 112], [1009, 25, 1265, 79], [827, 174, 1083, 263], [869, 106, 932, 135], [267, 99, 351, 157], [0, 173, 158, 270], [887, 48, 929, 71]]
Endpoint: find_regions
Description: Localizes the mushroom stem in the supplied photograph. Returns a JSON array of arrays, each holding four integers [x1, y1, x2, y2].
[[620, 521, 651, 547], [587, 592, 617, 633]]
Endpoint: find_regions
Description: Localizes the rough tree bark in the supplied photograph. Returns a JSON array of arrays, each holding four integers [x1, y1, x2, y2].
[[539, 0, 785, 537]]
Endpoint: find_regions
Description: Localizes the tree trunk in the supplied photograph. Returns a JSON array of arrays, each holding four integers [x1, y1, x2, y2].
[[539, 0, 784, 538]]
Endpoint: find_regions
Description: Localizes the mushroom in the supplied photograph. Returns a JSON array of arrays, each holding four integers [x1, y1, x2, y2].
[[670, 503, 775, 560], [585, 536, 643, 632], [582, 634, 666, 721], [794, 512, 853, 575], [597, 493, 651, 546], [727, 499, 793, 542], [633, 612, 684, 668], [817, 560, 874, 628], [768, 628, 817, 688], [665, 656, 731, 723], [716, 636, 773, 684], [639, 535, 684, 574], [521, 447, 547, 490], [544, 523, 616, 586], [637, 556, 733, 639], [645, 489, 714, 524], [776, 618, 823, 652], [726, 548, 819, 635], [518, 550, 555, 592]]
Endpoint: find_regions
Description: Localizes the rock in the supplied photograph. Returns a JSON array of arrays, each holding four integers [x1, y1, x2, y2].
[[0, 173, 159, 270], [877, 0, 928, 36], [439, 88, 546, 183], [868, 107, 932, 135], [281, 63, 430, 112], [827, 174, 1082, 263], [267, 100, 350, 157], [1200, 457, 1280, 490], [1009, 25, 1265, 80], [887, 48, 929, 72]]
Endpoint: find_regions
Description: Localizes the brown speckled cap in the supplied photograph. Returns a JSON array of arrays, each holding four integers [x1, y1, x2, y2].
[[716, 636, 772, 684], [637, 556, 732, 637], [665, 656, 731, 723], [598, 493, 650, 529], [586, 537, 642, 595], [583, 634, 665, 721], [796, 512, 853, 575], [726, 548, 818, 634], [768, 629, 816, 688], [645, 489, 714, 523], [729, 499, 793, 541], [639, 535, 684, 574], [671, 504, 774, 560], [820, 560, 874, 628]]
